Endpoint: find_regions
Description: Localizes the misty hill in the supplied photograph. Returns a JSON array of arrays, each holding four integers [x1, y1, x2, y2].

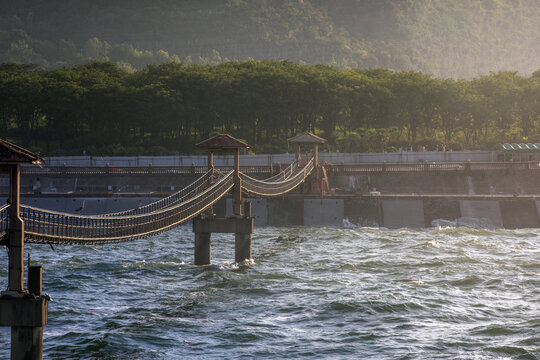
[[1, 0, 540, 78]]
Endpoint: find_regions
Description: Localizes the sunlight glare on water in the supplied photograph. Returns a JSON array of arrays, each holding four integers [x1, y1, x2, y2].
[[0, 225, 539, 359]]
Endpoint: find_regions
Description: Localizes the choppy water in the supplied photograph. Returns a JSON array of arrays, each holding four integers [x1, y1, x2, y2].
[[1, 225, 539, 359]]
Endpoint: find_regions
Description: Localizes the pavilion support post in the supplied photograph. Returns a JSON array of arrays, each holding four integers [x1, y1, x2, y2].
[[194, 134, 252, 265], [295, 144, 301, 165], [208, 151, 214, 173], [233, 148, 242, 217], [205, 151, 215, 216], [1, 164, 48, 360], [313, 143, 319, 169], [8, 164, 24, 292]]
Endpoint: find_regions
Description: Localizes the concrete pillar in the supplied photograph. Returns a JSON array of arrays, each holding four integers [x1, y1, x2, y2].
[[28, 266, 42, 296], [8, 164, 24, 292], [194, 232, 211, 265], [235, 233, 252, 263], [12, 327, 43, 360]]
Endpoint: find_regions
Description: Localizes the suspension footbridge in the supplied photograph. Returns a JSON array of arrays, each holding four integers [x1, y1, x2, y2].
[[0, 133, 325, 359]]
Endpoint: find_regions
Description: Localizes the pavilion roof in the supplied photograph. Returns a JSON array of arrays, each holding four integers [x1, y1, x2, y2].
[[287, 131, 326, 144], [196, 134, 249, 150], [0, 138, 42, 164]]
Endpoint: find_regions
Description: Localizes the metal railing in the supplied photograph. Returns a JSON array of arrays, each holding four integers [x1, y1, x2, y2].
[[0, 204, 8, 242], [327, 161, 540, 175], [21, 165, 281, 176]]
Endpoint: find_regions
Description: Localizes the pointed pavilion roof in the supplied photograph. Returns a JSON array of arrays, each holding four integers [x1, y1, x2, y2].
[[0, 138, 42, 164], [287, 131, 326, 144], [196, 134, 249, 150]]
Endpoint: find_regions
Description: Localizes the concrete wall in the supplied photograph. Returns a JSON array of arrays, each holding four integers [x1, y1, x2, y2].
[[20, 196, 161, 215], [8, 167, 540, 196], [13, 194, 540, 229], [40, 151, 498, 167], [329, 170, 540, 195]]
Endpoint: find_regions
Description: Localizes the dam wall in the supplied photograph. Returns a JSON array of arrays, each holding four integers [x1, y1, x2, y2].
[[4, 167, 540, 196], [14, 194, 540, 229]]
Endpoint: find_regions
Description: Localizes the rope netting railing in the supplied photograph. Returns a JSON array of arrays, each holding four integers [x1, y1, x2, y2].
[[240, 158, 314, 197], [103, 169, 214, 217], [0, 203, 8, 242], [262, 159, 298, 182], [18, 170, 234, 245]]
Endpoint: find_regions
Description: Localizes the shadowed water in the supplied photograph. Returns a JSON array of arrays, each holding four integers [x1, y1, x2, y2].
[[0, 225, 539, 359]]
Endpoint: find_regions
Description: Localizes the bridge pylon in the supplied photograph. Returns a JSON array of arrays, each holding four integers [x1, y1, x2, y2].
[[288, 131, 327, 195], [0, 139, 47, 360], [194, 135, 254, 265]]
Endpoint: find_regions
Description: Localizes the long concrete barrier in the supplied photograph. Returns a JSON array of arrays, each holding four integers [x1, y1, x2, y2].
[[18, 194, 540, 229]]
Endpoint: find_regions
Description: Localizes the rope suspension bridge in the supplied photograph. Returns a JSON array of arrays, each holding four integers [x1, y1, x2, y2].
[[0, 160, 313, 245], [0, 133, 325, 359]]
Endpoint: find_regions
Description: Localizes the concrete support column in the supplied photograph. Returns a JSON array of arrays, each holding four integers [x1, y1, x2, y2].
[[12, 327, 43, 360], [194, 232, 211, 265], [8, 164, 24, 292], [235, 233, 252, 263]]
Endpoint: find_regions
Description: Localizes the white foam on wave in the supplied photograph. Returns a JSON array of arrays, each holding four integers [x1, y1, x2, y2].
[[431, 217, 501, 230]]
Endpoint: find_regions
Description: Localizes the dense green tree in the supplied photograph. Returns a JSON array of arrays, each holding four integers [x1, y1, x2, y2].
[[1, 60, 540, 155]]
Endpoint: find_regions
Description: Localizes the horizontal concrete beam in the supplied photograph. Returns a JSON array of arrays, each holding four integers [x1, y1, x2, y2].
[[0, 297, 48, 327], [193, 216, 253, 234]]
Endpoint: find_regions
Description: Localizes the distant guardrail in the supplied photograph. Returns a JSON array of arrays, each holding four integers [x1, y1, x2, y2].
[[326, 161, 540, 174], [36, 150, 501, 167], [18, 161, 540, 177], [20, 165, 279, 176]]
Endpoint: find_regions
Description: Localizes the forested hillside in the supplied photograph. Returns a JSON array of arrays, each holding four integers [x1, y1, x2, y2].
[[2, 61, 540, 156], [1, 0, 540, 78]]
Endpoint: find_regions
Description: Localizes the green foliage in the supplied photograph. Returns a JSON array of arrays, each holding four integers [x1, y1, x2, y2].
[[2, 60, 539, 155]]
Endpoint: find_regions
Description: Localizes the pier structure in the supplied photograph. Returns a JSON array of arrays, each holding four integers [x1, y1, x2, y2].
[[0, 134, 317, 357], [0, 139, 47, 360], [193, 134, 254, 264], [288, 131, 327, 195]]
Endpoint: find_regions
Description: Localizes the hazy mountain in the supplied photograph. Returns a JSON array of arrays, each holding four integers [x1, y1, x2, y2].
[[1, 0, 540, 78]]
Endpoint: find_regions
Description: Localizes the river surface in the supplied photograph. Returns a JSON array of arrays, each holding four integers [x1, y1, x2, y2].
[[1, 225, 539, 359]]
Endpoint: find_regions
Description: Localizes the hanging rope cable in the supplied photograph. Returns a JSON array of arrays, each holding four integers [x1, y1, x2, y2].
[[0, 157, 313, 246], [261, 159, 298, 182], [103, 169, 215, 217], [18, 171, 234, 245], [240, 158, 314, 197], [0, 204, 9, 242]]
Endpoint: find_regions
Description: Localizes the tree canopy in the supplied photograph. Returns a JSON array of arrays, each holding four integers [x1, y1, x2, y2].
[[2, 60, 540, 156]]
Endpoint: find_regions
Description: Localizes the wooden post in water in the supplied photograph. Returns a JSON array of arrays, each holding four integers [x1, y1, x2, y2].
[[0, 139, 47, 360]]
